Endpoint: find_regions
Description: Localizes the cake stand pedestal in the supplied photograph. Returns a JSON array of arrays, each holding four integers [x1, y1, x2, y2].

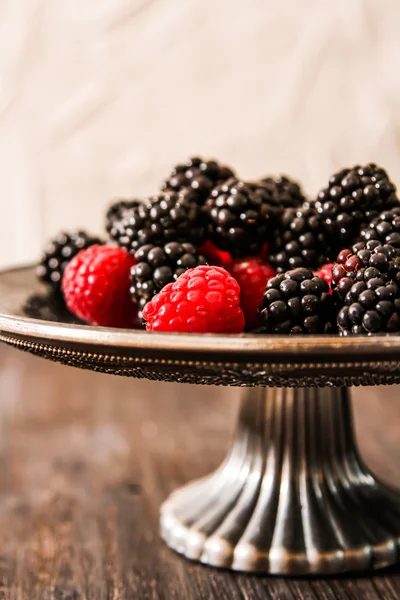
[[161, 386, 400, 574], [1, 265, 400, 575]]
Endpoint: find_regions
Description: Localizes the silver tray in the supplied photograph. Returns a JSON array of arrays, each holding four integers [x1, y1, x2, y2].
[[1, 264, 400, 576]]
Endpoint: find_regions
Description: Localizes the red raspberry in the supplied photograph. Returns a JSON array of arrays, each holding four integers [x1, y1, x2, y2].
[[314, 263, 334, 290], [197, 240, 233, 267], [142, 265, 245, 333], [62, 245, 138, 327], [228, 258, 276, 328]]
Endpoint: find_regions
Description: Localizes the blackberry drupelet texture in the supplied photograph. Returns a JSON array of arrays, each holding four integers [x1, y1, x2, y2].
[[204, 178, 280, 257], [316, 163, 399, 251], [108, 192, 206, 254], [269, 204, 334, 273], [361, 207, 400, 250], [130, 242, 207, 310], [257, 267, 333, 334], [261, 175, 306, 209], [162, 156, 235, 205], [36, 231, 102, 289], [106, 199, 142, 233], [331, 240, 400, 334], [337, 279, 400, 335], [331, 240, 400, 302]]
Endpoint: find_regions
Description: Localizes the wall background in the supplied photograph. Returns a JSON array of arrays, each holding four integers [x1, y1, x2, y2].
[[1, 0, 400, 267]]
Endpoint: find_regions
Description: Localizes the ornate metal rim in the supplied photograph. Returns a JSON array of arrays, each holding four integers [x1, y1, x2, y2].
[[2, 333, 400, 373]]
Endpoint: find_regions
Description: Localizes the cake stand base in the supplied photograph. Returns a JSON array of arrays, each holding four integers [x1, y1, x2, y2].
[[160, 387, 400, 575]]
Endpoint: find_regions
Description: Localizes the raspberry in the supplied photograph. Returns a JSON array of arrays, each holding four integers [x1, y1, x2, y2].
[[197, 240, 233, 267], [314, 263, 334, 290], [142, 265, 245, 333], [228, 258, 276, 328], [62, 245, 138, 328]]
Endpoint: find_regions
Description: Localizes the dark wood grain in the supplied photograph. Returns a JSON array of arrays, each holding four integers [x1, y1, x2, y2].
[[0, 344, 399, 599]]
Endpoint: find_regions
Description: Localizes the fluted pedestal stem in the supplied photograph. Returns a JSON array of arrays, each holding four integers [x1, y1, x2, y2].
[[160, 387, 400, 574]]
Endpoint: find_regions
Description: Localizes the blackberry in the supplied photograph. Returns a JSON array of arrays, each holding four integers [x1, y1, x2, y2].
[[261, 175, 306, 209], [162, 156, 235, 205], [23, 290, 79, 323], [130, 242, 207, 309], [361, 207, 400, 250], [316, 163, 398, 251], [331, 240, 400, 302], [106, 199, 141, 233], [108, 192, 206, 254], [337, 278, 400, 335], [204, 178, 280, 257], [36, 231, 102, 289], [257, 267, 333, 334], [269, 204, 334, 273]]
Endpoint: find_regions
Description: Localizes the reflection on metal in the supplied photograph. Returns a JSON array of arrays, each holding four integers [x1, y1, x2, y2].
[[161, 387, 400, 574]]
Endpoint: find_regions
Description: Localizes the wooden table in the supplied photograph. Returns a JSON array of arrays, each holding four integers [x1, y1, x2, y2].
[[0, 344, 399, 599]]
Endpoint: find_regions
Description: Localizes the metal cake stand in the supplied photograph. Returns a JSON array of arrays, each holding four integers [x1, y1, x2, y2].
[[1, 265, 400, 575]]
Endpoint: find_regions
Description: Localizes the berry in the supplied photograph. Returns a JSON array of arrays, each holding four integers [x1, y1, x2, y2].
[[142, 265, 245, 333], [257, 268, 333, 334], [161, 156, 235, 205], [204, 178, 280, 257], [316, 163, 399, 251], [314, 263, 334, 290], [331, 240, 400, 302], [269, 204, 334, 272], [361, 206, 400, 250], [23, 289, 75, 323], [37, 231, 103, 289], [130, 242, 207, 310], [261, 175, 306, 209], [228, 258, 276, 328], [62, 245, 138, 328], [337, 279, 400, 335], [197, 240, 233, 267], [106, 198, 141, 233], [108, 192, 206, 254]]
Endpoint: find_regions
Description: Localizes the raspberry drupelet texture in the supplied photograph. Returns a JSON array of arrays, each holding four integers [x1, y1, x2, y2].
[[130, 242, 207, 310], [331, 240, 400, 302], [161, 156, 235, 205], [316, 163, 399, 251], [228, 258, 276, 329], [269, 204, 334, 273], [37, 230, 103, 289], [108, 192, 205, 254], [261, 175, 306, 209], [204, 178, 280, 258], [62, 245, 139, 328], [361, 207, 400, 250], [142, 265, 245, 333], [257, 268, 333, 334]]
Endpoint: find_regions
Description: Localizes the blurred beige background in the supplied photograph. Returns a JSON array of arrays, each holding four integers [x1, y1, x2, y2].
[[1, 0, 400, 268]]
